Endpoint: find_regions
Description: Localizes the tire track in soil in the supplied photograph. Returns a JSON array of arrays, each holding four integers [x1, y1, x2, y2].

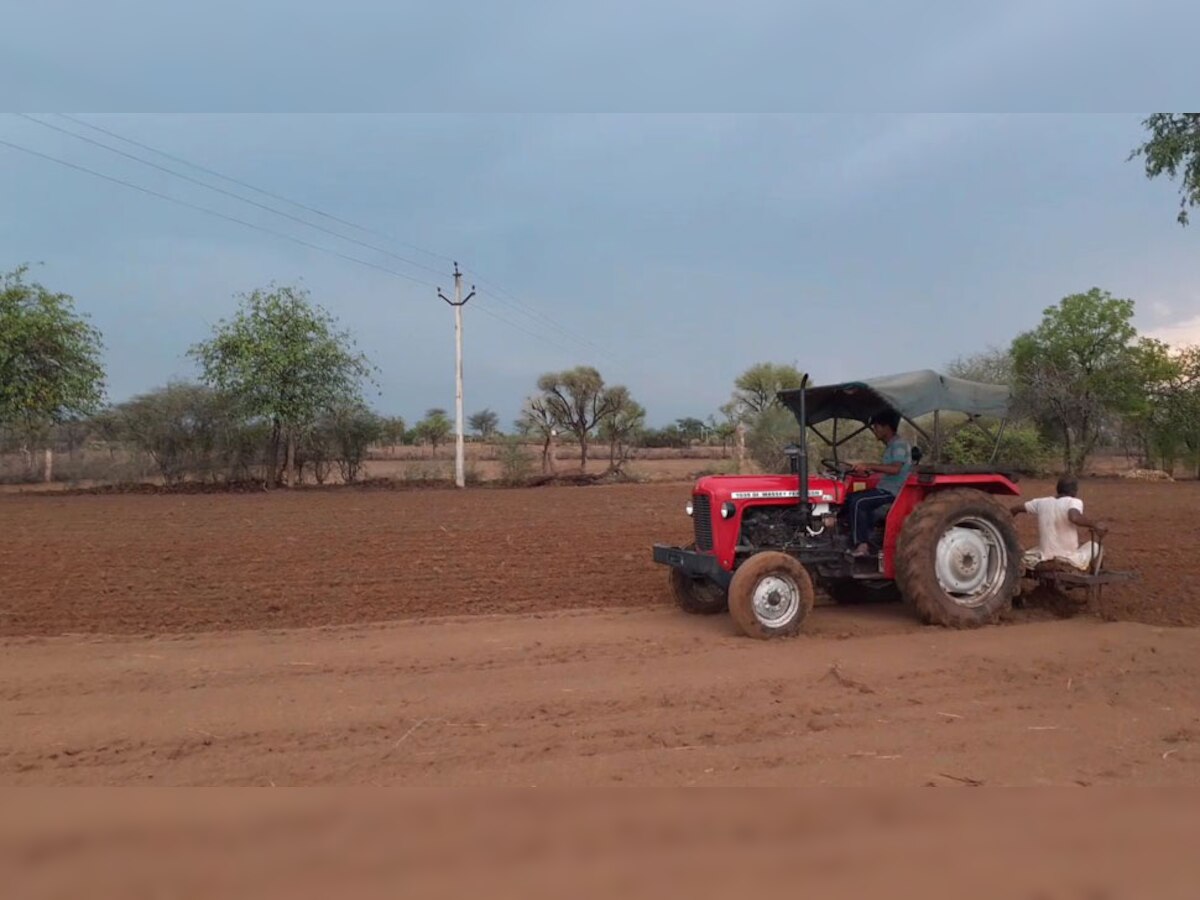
[[4, 610, 1200, 786]]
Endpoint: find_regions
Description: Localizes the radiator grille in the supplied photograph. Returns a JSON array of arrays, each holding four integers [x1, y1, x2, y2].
[[692, 494, 714, 551]]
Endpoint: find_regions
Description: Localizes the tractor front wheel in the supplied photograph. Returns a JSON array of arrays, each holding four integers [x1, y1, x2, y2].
[[728, 552, 814, 639], [895, 489, 1021, 628]]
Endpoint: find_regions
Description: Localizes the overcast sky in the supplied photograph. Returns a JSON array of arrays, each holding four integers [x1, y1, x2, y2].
[[2, 5, 1198, 427]]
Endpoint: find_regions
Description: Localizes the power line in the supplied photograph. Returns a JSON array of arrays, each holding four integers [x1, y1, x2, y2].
[[469, 273, 623, 365], [54, 112, 458, 268], [473, 302, 587, 354], [48, 113, 627, 367], [0, 136, 441, 289], [18, 113, 452, 282], [0, 134, 588, 359]]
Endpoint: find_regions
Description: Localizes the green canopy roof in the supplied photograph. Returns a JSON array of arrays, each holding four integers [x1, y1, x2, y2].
[[778, 369, 1011, 426]]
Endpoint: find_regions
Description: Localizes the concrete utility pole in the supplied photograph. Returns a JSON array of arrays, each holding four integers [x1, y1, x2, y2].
[[438, 263, 476, 488]]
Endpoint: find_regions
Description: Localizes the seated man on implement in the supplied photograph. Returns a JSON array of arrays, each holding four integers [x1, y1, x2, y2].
[[846, 409, 913, 557], [1010, 476, 1108, 571]]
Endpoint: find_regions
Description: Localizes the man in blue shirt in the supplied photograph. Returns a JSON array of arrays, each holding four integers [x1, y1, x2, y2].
[[846, 409, 914, 558]]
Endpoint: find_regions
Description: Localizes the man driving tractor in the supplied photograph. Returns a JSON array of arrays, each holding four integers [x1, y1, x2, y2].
[[846, 409, 913, 558], [1010, 476, 1108, 571]]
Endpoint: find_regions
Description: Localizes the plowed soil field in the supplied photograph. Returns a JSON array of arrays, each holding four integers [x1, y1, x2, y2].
[[3, 478, 1200, 786]]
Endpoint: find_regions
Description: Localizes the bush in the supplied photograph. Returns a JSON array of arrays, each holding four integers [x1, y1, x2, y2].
[[745, 406, 801, 473], [217, 419, 270, 483], [943, 423, 1049, 473], [326, 405, 383, 484], [638, 426, 687, 449], [111, 383, 230, 484], [497, 436, 534, 485], [292, 406, 384, 484]]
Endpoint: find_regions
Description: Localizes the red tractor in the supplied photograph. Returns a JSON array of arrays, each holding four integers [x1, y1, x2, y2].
[[652, 370, 1025, 639]]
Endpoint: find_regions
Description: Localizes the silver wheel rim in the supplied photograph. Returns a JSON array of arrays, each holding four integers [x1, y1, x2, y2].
[[934, 516, 1008, 608], [751, 574, 801, 626]]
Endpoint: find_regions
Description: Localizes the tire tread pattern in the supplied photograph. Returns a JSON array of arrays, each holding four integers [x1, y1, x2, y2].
[[728, 551, 815, 640], [894, 489, 1021, 629]]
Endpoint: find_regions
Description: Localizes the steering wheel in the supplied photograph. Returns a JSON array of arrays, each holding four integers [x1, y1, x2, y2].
[[821, 458, 856, 477]]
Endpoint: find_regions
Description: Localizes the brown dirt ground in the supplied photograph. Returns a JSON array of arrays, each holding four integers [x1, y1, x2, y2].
[[2, 478, 1200, 786]]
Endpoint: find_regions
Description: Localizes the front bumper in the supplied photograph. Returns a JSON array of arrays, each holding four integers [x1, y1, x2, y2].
[[652, 544, 733, 589]]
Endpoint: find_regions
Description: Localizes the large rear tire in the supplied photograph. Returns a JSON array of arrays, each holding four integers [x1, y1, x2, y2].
[[895, 489, 1021, 628], [669, 546, 728, 615], [728, 551, 815, 639]]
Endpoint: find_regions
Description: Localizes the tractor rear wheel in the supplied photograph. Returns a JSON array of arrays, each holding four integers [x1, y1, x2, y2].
[[728, 551, 814, 639], [895, 489, 1021, 628], [669, 546, 728, 615]]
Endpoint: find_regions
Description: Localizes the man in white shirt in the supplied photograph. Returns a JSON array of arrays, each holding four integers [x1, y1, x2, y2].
[[1010, 477, 1108, 571]]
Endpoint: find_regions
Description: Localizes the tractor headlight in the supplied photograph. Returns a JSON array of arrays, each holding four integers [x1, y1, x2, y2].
[[720, 502, 736, 519], [685, 500, 694, 517]]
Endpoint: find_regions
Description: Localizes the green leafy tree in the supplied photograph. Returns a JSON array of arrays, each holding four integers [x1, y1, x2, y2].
[[729, 362, 805, 419], [414, 408, 452, 457], [1135, 344, 1200, 475], [1011, 288, 1153, 475], [536, 366, 627, 472], [942, 424, 1048, 474], [468, 408, 500, 441], [0, 266, 105, 480], [189, 284, 374, 487], [1131, 113, 1200, 225]]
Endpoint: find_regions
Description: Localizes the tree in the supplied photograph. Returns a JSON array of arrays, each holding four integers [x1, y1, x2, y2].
[[414, 408, 452, 457], [0, 266, 105, 480], [468, 408, 500, 441], [112, 382, 227, 484], [946, 346, 1013, 386], [378, 416, 406, 448], [189, 285, 374, 487], [597, 388, 646, 473], [324, 404, 383, 483], [708, 409, 739, 455], [674, 417, 707, 444], [745, 405, 801, 474], [729, 363, 805, 420], [1131, 113, 1200, 225], [1011, 288, 1151, 475], [516, 395, 558, 473], [1136, 344, 1200, 475], [536, 366, 627, 472], [943, 423, 1048, 474], [639, 424, 686, 448]]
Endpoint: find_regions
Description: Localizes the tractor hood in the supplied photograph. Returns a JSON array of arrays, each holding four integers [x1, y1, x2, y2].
[[693, 473, 845, 505]]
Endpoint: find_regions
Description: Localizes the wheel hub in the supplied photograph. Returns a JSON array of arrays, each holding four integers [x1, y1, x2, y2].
[[752, 574, 800, 624], [934, 519, 1006, 607]]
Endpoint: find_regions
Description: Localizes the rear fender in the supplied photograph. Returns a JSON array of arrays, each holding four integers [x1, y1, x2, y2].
[[880, 478, 1021, 578]]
